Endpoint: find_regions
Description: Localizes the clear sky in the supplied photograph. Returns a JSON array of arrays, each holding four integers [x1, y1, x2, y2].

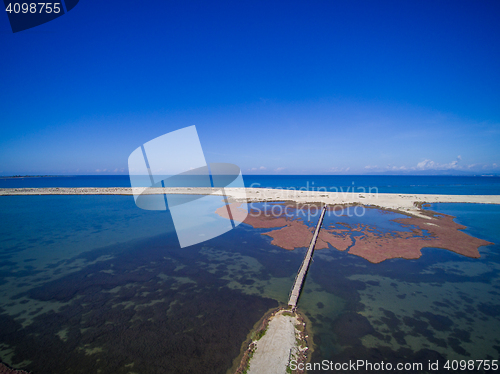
[[1, 0, 499, 175]]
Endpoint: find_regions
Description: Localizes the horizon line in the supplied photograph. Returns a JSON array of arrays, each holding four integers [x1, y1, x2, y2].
[[1, 173, 500, 178]]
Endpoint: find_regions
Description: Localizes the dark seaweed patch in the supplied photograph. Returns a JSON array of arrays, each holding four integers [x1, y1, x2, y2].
[[28, 307, 43, 316], [393, 331, 407, 345], [447, 337, 470, 356], [379, 308, 401, 331], [402, 316, 448, 348], [450, 328, 471, 343], [477, 302, 500, 317], [464, 304, 476, 316], [332, 312, 375, 346], [415, 311, 453, 332], [433, 301, 449, 308], [453, 311, 475, 324], [403, 316, 429, 331], [458, 292, 474, 304], [376, 309, 408, 345], [0, 232, 279, 374]]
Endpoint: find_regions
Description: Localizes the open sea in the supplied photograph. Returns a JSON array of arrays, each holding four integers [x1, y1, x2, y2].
[[0, 175, 499, 373], [1, 175, 500, 195]]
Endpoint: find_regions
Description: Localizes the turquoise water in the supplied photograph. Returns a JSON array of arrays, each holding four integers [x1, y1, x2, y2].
[[0, 193, 499, 373], [1, 175, 500, 195], [302, 203, 500, 372]]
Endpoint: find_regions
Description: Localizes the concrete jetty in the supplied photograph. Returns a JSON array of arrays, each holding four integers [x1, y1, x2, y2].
[[288, 205, 326, 309]]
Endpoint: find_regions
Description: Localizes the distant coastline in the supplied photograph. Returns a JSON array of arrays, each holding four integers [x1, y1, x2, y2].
[[0, 175, 57, 179]]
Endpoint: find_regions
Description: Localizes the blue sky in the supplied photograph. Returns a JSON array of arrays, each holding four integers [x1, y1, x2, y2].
[[1, 0, 499, 175]]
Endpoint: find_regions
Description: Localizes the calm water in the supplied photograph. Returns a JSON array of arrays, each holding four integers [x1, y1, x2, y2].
[[1, 175, 500, 195], [304, 203, 500, 372], [0, 181, 499, 373]]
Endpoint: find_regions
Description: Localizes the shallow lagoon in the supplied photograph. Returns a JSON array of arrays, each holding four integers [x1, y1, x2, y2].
[[0, 196, 498, 373]]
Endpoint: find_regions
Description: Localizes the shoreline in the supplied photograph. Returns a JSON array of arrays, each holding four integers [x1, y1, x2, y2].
[[1, 187, 500, 219]]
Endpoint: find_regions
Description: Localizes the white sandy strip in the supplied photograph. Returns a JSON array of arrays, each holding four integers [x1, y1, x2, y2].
[[1, 187, 499, 218], [248, 311, 298, 374]]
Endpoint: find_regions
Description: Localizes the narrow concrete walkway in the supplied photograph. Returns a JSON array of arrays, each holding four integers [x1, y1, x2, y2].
[[288, 206, 326, 309]]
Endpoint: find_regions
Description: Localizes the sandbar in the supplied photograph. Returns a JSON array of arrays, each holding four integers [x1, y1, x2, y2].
[[1, 187, 500, 219], [2, 187, 497, 263]]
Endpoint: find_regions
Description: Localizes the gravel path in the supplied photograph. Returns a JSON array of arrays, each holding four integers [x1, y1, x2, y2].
[[247, 310, 298, 374]]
